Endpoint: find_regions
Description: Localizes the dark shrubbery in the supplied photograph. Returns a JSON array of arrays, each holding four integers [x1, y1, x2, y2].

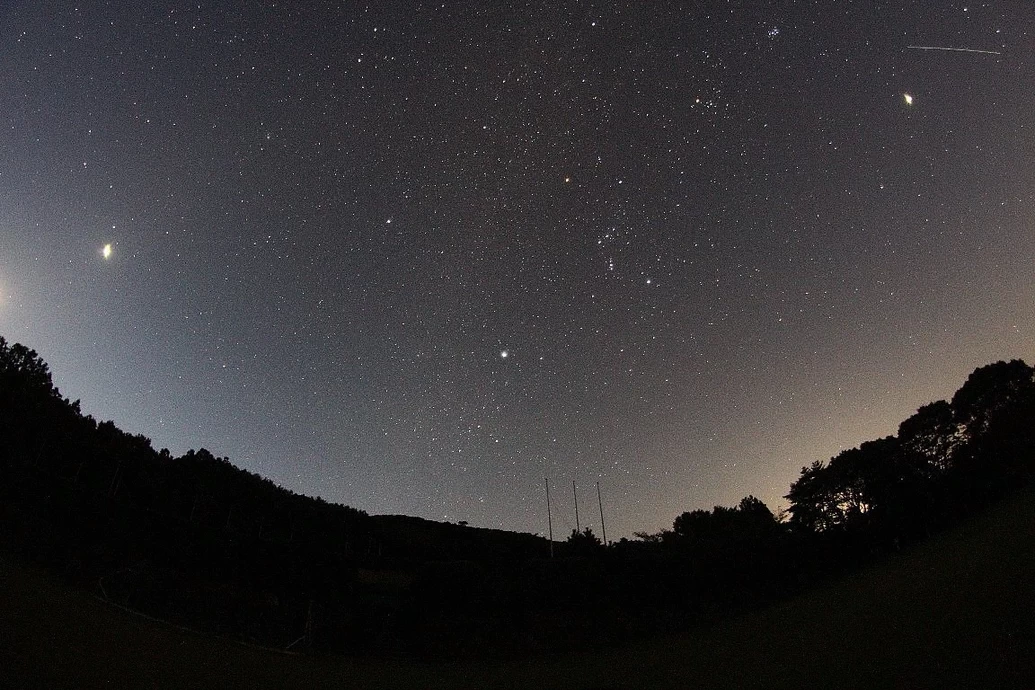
[[1, 335, 1033, 656]]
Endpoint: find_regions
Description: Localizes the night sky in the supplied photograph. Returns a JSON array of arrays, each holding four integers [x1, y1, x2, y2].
[[2, 1, 1034, 539]]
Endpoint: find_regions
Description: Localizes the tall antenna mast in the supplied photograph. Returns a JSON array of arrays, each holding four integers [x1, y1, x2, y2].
[[573, 480, 580, 533], [597, 481, 608, 546], [545, 477, 554, 558]]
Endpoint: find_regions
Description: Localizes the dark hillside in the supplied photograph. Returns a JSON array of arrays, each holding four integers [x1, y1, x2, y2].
[[370, 513, 547, 562], [3, 484, 1033, 689], [2, 335, 1034, 660], [0, 337, 545, 651]]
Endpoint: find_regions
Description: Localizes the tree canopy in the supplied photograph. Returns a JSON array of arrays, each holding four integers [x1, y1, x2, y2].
[[786, 360, 1035, 537], [1, 336, 1033, 656]]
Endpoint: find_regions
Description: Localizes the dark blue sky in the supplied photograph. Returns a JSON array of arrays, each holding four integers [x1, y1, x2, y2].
[[2, 1, 1033, 538]]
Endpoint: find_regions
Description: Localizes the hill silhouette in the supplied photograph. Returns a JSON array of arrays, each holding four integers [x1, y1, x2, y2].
[[1, 334, 1033, 659], [3, 478, 1033, 688]]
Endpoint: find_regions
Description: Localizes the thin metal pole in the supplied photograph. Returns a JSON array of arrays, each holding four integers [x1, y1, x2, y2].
[[597, 481, 608, 546], [545, 478, 554, 558], [573, 480, 580, 533]]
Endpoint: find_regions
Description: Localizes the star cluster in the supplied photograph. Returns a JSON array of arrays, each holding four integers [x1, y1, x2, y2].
[[1, 1, 1033, 537]]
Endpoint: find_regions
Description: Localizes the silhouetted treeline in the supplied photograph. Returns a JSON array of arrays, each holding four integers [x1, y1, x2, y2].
[[604, 360, 1035, 631], [1, 335, 1033, 657], [0, 337, 543, 650], [786, 359, 1035, 541]]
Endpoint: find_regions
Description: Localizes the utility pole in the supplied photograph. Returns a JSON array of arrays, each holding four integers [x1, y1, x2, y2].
[[545, 477, 554, 558], [597, 482, 608, 546], [573, 480, 580, 533]]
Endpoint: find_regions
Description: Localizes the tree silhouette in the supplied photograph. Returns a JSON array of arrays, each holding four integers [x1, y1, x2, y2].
[[949, 360, 1035, 499], [565, 526, 604, 555], [672, 496, 777, 543], [786, 360, 1035, 540], [0, 337, 56, 397], [951, 360, 1034, 435], [897, 401, 958, 473], [2, 334, 1034, 655]]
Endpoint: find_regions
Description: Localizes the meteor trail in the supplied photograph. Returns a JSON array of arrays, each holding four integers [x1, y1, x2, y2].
[[906, 45, 1001, 56]]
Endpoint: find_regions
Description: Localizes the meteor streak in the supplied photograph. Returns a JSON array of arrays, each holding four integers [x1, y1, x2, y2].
[[906, 45, 1001, 56]]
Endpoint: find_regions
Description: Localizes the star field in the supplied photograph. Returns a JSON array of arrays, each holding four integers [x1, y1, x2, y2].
[[2, 1, 1034, 538]]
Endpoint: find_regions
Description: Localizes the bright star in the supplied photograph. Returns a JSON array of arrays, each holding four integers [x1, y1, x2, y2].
[[102, 243, 113, 260], [500, 350, 509, 359], [904, 93, 914, 106]]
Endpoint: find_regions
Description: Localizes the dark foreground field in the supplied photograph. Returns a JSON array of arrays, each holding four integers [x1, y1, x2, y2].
[[3, 487, 1034, 690]]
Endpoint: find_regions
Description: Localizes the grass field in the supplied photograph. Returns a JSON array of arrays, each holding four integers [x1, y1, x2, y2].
[[3, 487, 1034, 689]]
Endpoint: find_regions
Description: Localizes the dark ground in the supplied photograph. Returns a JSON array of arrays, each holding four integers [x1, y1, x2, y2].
[[3, 486, 1034, 689]]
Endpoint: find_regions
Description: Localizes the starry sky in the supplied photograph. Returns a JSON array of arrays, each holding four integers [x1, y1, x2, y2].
[[2, 1, 1034, 539]]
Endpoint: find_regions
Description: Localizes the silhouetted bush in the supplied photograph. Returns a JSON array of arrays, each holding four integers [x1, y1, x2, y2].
[[1, 335, 1033, 657]]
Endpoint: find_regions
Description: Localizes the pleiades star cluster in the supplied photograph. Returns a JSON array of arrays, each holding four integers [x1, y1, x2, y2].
[[2, 1, 1033, 538]]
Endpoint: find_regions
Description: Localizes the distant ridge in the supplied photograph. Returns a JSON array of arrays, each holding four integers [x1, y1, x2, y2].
[[2, 334, 1033, 660]]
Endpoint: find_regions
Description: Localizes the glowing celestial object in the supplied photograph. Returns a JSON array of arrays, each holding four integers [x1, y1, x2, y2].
[[500, 350, 509, 358], [904, 93, 914, 105], [102, 243, 113, 260]]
